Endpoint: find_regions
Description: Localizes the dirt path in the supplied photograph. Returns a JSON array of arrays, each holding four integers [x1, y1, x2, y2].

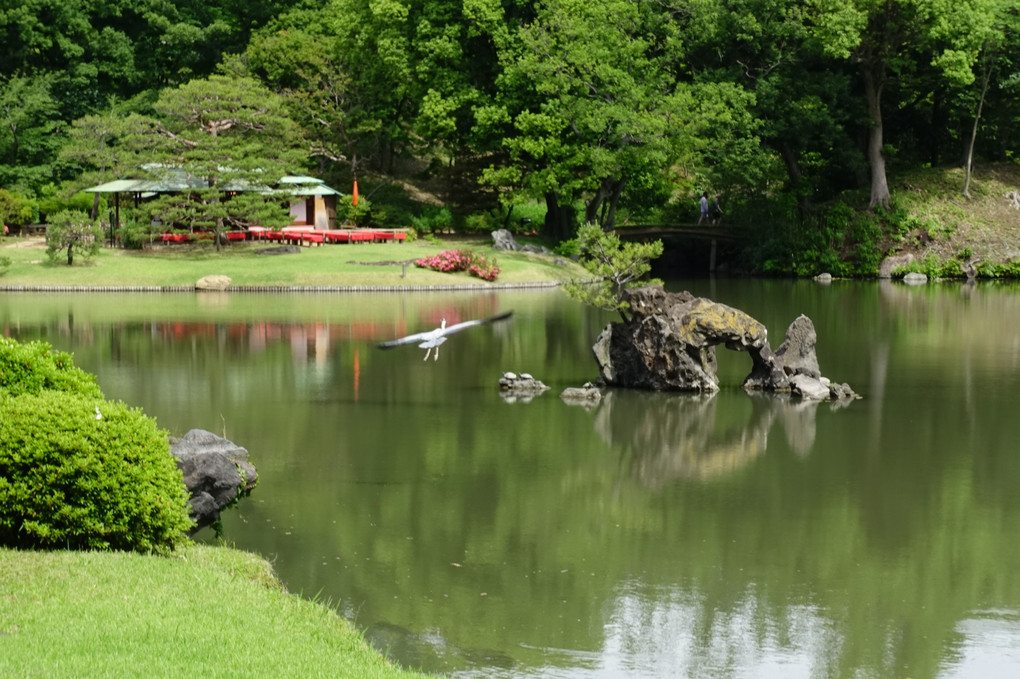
[[1, 236, 46, 249]]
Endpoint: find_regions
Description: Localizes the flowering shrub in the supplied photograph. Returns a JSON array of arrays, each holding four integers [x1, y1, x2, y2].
[[415, 249, 473, 273], [415, 249, 501, 281], [469, 259, 500, 281]]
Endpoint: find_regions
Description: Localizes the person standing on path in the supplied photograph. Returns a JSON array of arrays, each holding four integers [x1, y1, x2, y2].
[[697, 192, 709, 225], [709, 195, 723, 225]]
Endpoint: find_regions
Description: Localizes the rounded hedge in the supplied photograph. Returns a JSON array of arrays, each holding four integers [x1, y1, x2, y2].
[[0, 392, 194, 552], [0, 337, 104, 399]]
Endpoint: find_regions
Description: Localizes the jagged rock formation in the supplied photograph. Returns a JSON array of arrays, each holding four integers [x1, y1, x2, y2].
[[490, 228, 552, 255], [592, 285, 857, 401]]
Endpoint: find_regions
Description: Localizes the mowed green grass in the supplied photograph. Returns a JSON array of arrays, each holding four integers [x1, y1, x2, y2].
[[0, 545, 434, 679], [0, 236, 587, 288]]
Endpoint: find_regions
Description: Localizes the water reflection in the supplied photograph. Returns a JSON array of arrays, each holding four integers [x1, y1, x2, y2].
[[4, 285, 1020, 678], [587, 390, 846, 487]]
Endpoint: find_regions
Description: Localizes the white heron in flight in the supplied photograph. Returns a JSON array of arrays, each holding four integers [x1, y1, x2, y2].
[[378, 311, 513, 360]]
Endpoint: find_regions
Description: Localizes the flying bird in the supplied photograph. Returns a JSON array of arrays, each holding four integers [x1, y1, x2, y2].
[[378, 311, 513, 361]]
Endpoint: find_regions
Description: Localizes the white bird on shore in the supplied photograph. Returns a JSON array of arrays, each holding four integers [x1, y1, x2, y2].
[[378, 311, 513, 361]]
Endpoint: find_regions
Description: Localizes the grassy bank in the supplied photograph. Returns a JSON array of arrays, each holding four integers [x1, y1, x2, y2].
[[0, 235, 588, 288], [876, 164, 1020, 271], [761, 163, 1020, 278], [0, 544, 433, 678]]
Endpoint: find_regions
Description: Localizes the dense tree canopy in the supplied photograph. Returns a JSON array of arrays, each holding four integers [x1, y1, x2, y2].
[[0, 0, 1016, 260]]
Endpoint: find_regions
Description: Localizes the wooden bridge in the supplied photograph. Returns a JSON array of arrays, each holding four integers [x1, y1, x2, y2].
[[614, 223, 748, 243], [614, 224, 750, 272]]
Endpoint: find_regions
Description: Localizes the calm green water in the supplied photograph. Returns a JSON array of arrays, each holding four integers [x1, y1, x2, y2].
[[3, 280, 1020, 678]]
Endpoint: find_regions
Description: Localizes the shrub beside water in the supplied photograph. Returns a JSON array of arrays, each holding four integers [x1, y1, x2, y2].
[[0, 337, 103, 398], [0, 337, 193, 552]]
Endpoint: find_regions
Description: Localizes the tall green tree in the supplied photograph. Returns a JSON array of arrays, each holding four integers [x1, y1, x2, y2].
[[483, 0, 702, 238], [0, 75, 60, 189], [682, 0, 862, 212], [130, 74, 306, 248], [804, 0, 999, 208]]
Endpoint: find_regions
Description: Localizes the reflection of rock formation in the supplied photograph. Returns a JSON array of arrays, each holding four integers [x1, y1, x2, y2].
[[591, 390, 825, 487]]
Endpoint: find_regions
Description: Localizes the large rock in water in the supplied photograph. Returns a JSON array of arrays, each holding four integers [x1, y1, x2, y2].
[[169, 429, 258, 530], [592, 285, 856, 400]]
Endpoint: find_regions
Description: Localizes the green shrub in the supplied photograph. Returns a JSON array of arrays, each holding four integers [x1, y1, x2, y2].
[[411, 206, 453, 234], [38, 190, 100, 222], [462, 210, 499, 233], [0, 255, 10, 276], [0, 392, 193, 552], [115, 213, 154, 250], [335, 196, 372, 226], [0, 338, 104, 399], [0, 188, 37, 228], [45, 209, 101, 266]]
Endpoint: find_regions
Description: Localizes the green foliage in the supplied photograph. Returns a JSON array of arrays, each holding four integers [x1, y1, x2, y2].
[[335, 197, 372, 227], [37, 190, 97, 222], [0, 255, 10, 276], [116, 213, 154, 250], [0, 337, 104, 399], [562, 223, 663, 319], [849, 209, 885, 273], [0, 75, 61, 190], [0, 188, 37, 227], [411, 206, 454, 234], [979, 259, 1020, 278], [125, 74, 306, 244], [0, 391, 193, 552], [45, 209, 101, 266], [462, 210, 500, 233], [0, 337, 191, 552]]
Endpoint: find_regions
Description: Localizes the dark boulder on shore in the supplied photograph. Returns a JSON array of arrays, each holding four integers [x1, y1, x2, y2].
[[169, 429, 258, 531]]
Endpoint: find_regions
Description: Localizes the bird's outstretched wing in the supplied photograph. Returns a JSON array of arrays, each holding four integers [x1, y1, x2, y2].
[[440, 311, 514, 336], [377, 311, 513, 349]]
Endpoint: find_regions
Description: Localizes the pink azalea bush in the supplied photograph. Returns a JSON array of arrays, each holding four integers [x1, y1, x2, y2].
[[415, 249, 473, 273], [469, 259, 500, 281], [415, 249, 500, 281]]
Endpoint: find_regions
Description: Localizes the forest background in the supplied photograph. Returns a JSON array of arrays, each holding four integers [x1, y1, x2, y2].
[[0, 0, 1018, 278]]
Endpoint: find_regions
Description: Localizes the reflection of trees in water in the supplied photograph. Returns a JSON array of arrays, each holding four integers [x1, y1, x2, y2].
[[592, 391, 827, 486], [602, 585, 840, 678]]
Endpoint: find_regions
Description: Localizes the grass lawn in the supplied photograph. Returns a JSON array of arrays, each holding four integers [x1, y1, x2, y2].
[[0, 544, 435, 679], [0, 236, 589, 288]]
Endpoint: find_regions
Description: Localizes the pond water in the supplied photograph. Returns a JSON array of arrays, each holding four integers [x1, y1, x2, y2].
[[3, 279, 1020, 678]]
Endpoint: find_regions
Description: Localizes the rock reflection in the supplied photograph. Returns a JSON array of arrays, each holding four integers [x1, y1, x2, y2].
[[591, 390, 829, 486]]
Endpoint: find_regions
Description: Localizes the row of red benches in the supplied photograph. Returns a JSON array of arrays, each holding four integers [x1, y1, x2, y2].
[[157, 229, 407, 245]]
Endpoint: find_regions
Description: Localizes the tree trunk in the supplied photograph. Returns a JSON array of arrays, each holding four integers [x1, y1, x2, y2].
[[862, 64, 891, 209], [776, 140, 809, 221], [66, 242, 74, 266], [585, 177, 626, 230], [543, 192, 576, 240], [963, 57, 993, 199]]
